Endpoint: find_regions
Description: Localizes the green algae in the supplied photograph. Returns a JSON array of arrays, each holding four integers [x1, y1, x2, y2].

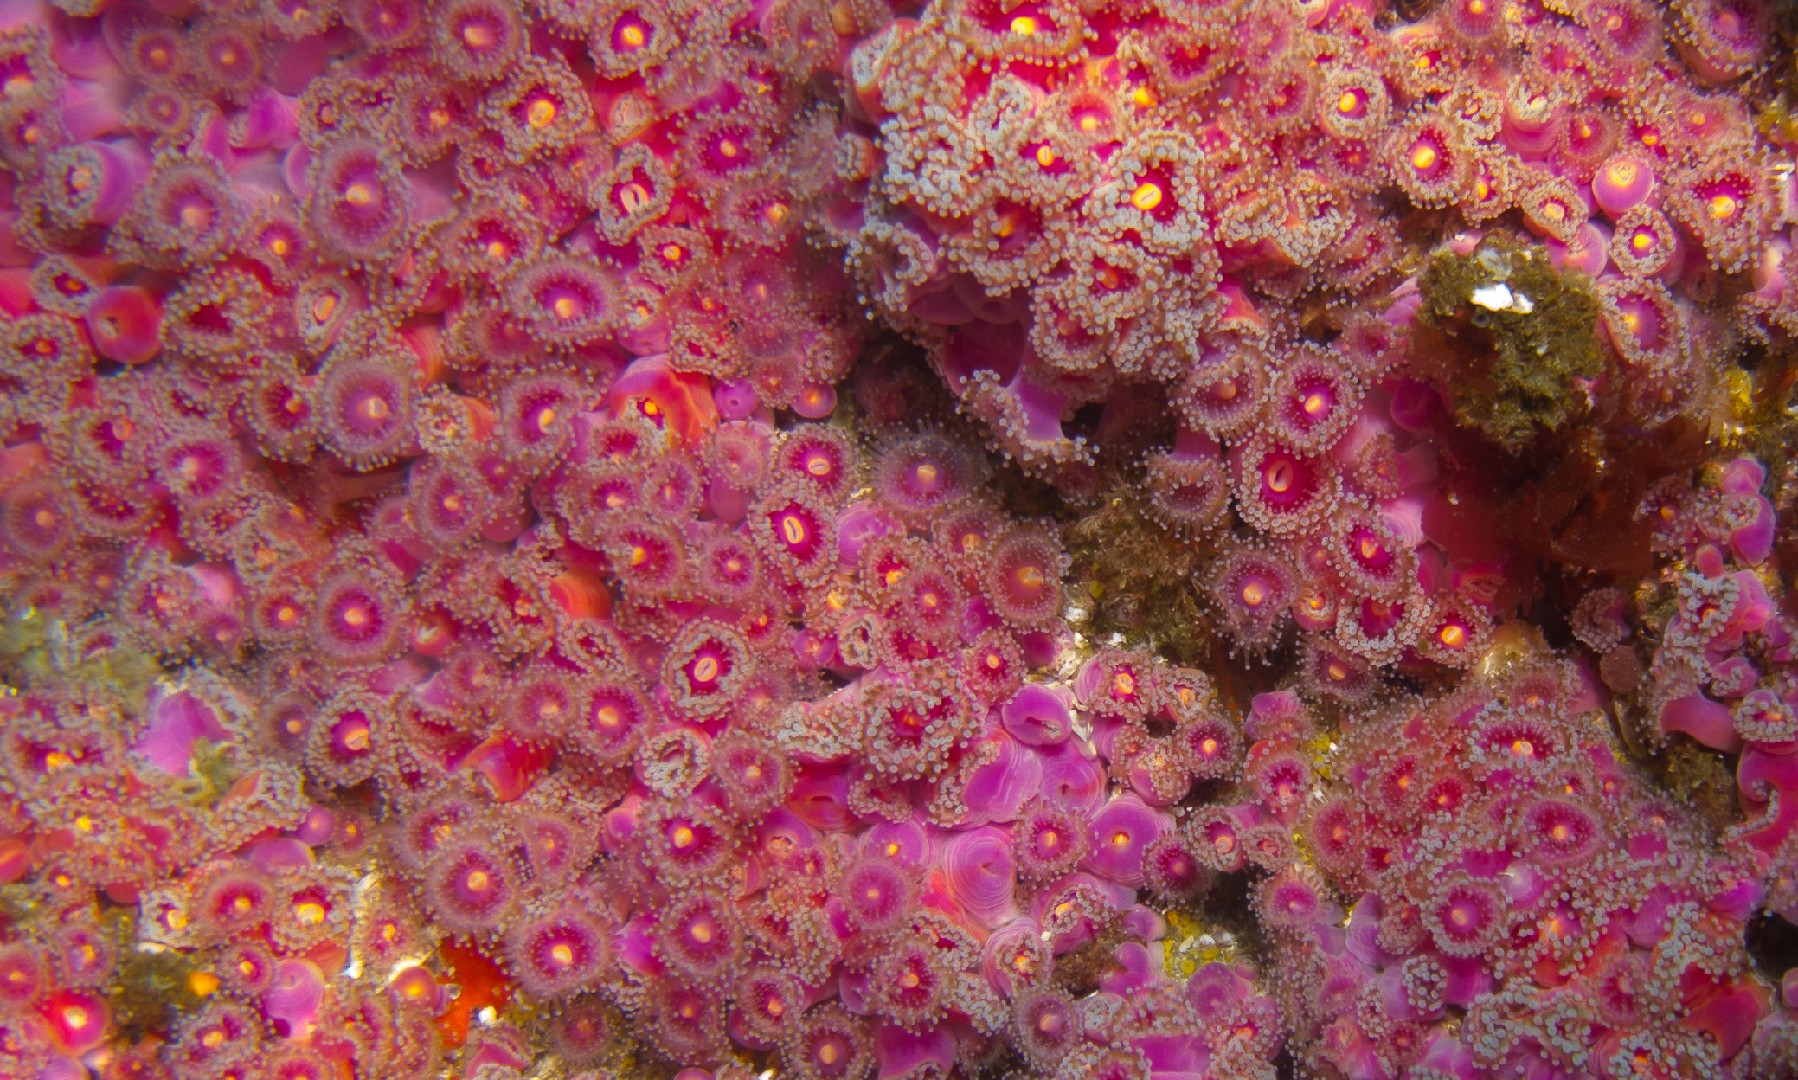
[[1418, 235, 1605, 452], [1063, 491, 1218, 666]]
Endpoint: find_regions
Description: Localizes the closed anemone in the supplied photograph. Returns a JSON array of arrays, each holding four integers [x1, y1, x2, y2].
[[939, 827, 1015, 928], [1083, 795, 1164, 885], [306, 137, 411, 265]]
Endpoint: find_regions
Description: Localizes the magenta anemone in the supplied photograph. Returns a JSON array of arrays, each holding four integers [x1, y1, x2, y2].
[[775, 426, 856, 498], [424, 839, 518, 936], [752, 485, 837, 585], [839, 858, 913, 932], [1181, 709, 1243, 781], [433, 0, 524, 81], [982, 527, 1065, 629], [1423, 874, 1505, 957], [1517, 796, 1605, 865], [317, 349, 418, 469], [1141, 833, 1209, 899], [1175, 340, 1272, 439], [1269, 349, 1361, 454], [783, 1003, 871, 1080], [874, 432, 976, 518], [1142, 450, 1231, 537], [1012, 988, 1083, 1068], [1256, 866, 1329, 937], [1208, 545, 1296, 651], [662, 620, 753, 717], [304, 691, 385, 786], [656, 893, 738, 983], [573, 677, 656, 766], [309, 570, 405, 666], [1234, 438, 1338, 537], [504, 255, 617, 347], [498, 373, 582, 470], [507, 911, 611, 999], [306, 137, 411, 264]]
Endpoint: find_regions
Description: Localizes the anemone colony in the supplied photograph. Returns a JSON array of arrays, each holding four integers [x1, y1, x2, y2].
[[4, 0, 1798, 1077]]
